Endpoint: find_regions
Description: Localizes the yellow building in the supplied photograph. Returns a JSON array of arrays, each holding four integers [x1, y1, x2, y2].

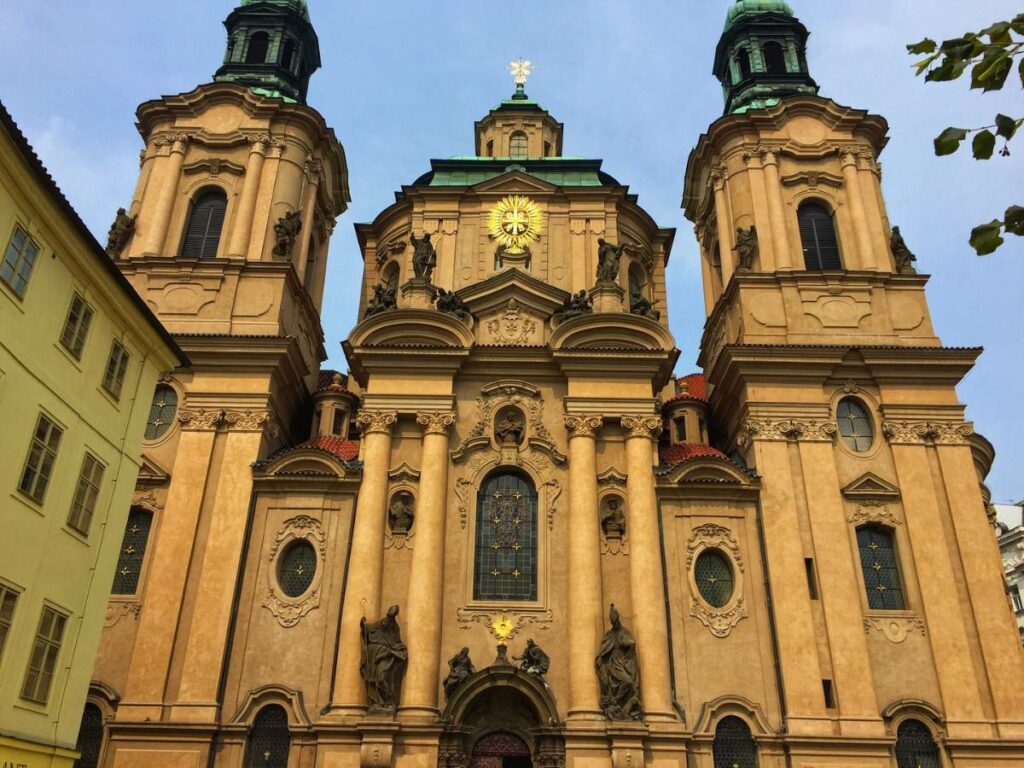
[[0, 100, 184, 768], [77, 1, 1024, 768]]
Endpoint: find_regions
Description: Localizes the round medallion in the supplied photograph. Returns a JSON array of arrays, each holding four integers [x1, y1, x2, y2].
[[487, 195, 543, 254]]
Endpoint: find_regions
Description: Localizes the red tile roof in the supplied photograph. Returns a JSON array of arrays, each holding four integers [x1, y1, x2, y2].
[[289, 435, 360, 462], [317, 370, 351, 394], [660, 443, 729, 467], [665, 373, 708, 405]]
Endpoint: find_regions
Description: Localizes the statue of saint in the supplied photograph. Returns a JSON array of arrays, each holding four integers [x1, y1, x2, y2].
[[272, 209, 303, 258], [595, 604, 643, 720], [436, 288, 469, 320], [596, 239, 626, 282], [495, 410, 525, 446], [890, 226, 917, 273], [365, 284, 398, 318], [389, 494, 414, 534], [601, 498, 626, 539], [360, 605, 408, 713], [443, 647, 476, 701], [733, 225, 758, 270], [410, 232, 437, 283], [105, 207, 135, 257], [514, 638, 550, 678]]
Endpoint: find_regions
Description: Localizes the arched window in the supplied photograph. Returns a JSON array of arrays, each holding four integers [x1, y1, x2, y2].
[[474, 472, 538, 601], [280, 38, 297, 72], [895, 719, 941, 768], [856, 525, 905, 610], [713, 716, 758, 768], [111, 509, 153, 595], [736, 48, 753, 80], [245, 32, 270, 64], [798, 201, 842, 270], [73, 703, 104, 768], [144, 385, 178, 441], [763, 41, 787, 75], [509, 131, 529, 159], [837, 398, 874, 452], [629, 264, 647, 304], [383, 262, 400, 293], [245, 705, 291, 768], [181, 189, 227, 259]]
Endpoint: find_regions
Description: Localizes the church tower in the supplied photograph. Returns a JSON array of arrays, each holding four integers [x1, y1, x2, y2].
[[684, 1, 1024, 764]]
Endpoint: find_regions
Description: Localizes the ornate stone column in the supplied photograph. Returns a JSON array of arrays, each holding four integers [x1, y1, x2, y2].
[[621, 416, 674, 721], [840, 150, 872, 269], [760, 147, 793, 270], [710, 167, 736, 283], [400, 412, 456, 720], [331, 410, 397, 716], [564, 415, 605, 720], [142, 134, 189, 256], [226, 135, 268, 258]]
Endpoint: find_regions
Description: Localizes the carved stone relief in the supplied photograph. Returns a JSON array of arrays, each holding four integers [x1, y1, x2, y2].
[[846, 500, 903, 527], [484, 299, 541, 346], [386, 490, 416, 551], [456, 607, 554, 640], [864, 617, 927, 644], [263, 515, 327, 628], [882, 421, 974, 445], [600, 494, 629, 556], [686, 524, 748, 638], [738, 419, 838, 446], [104, 600, 141, 628]]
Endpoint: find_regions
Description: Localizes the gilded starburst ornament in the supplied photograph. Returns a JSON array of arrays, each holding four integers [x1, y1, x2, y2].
[[488, 195, 543, 255], [508, 58, 533, 86], [492, 615, 517, 642]]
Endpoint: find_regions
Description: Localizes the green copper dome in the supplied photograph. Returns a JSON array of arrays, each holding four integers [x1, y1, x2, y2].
[[725, 0, 794, 30], [240, 0, 309, 21]]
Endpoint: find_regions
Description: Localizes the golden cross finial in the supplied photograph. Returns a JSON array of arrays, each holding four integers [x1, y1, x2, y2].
[[509, 58, 533, 87]]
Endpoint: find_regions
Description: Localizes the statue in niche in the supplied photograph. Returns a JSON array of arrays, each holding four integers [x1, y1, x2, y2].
[[514, 638, 550, 678], [443, 647, 476, 701], [596, 238, 626, 282], [595, 604, 643, 721], [105, 207, 135, 257], [436, 288, 469, 320], [495, 409, 525, 446], [360, 605, 408, 713], [733, 225, 758, 271], [554, 290, 593, 323], [890, 226, 917, 273], [389, 493, 415, 535], [365, 284, 398, 317], [601, 497, 626, 539], [272, 209, 303, 258], [410, 231, 437, 283]]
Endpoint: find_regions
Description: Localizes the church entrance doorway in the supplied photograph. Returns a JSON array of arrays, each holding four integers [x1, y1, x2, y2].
[[470, 732, 532, 768]]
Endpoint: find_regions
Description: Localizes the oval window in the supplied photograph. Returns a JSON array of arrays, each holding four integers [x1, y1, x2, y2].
[[837, 398, 874, 452], [695, 549, 734, 608], [277, 540, 317, 597], [144, 385, 178, 441]]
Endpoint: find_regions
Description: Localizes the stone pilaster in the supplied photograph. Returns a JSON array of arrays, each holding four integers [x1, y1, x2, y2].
[[141, 134, 189, 256], [226, 134, 269, 258]]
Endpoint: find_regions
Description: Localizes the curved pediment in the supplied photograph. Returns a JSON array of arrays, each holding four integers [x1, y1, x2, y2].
[[348, 308, 475, 349], [550, 312, 675, 351]]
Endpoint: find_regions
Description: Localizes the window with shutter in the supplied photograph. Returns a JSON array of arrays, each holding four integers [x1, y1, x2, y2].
[[798, 202, 842, 270], [181, 190, 227, 259]]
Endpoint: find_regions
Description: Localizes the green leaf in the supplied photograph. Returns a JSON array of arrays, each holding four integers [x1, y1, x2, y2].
[[981, 21, 1012, 44], [913, 53, 941, 76], [1005, 206, 1024, 236], [907, 38, 937, 54], [1019, 56, 1024, 88], [935, 127, 968, 156], [971, 50, 1011, 91], [995, 114, 1019, 141], [973, 130, 996, 159], [926, 57, 969, 82], [970, 220, 1005, 255]]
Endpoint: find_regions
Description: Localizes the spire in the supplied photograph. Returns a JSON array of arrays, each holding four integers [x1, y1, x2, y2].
[[213, 0, 321, 104], [714, 0, 819, 114]]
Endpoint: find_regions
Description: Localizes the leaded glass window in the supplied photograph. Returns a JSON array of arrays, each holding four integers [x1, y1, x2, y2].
[[278, 540, 317, 597], [895, 719, 941, 768], [837, 398, 874, 452], [509, 131, 529, 159], [798, 201, 842, 270], [474, 472, 538, 602], [246, 705, 291, 768], [1, 225, 39, 298], [145, 385, 178, 441], [713, 716, 758, 768], [74, 703, 104, 768], [857, 525, 906, 610], [695, 549, 734, 608], [111, 510, 153, 595]]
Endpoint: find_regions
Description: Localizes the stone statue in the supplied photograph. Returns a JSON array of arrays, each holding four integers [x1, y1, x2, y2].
[[389, 493, 414, 535], [514, 638, 550, 678], [436, 288, 469, 320], [360, 605, 408, 713], [601, 497, 626, 539], [105, 207, 135, 257], [596, 239, 626, 282], [365, 284, 398, 318], [734, 225, 758, 270], [272, 209, 303, 258], [554, 290, 593, 323], [443, 647, 476, 701], [410, 232, 437, 283], [595, 604, 642, 721], [890, 226, 917, 273], [630, 295, 660, 321], [495, 410, 525, 446]]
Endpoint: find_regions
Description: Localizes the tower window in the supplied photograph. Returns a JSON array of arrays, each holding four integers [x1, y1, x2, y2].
[[74, 703, 105, 768], [544, 141, 552, 157], [629, 264, 647, 303], [798, 201, 842, 270], [509, 131, 529, 159], [111, 509, 153, 595], [486, 140, 494, 157], [383, 262, 400, 293], [246, 705, 291, 768], [181, 189, 227, 259], [332, 408, 345, 436], [856, 525, 906, 611], [281, 38, 297, 72], [895, 719, 941, 768], [837, 398, 874, 452], [474, 471, 538, 601], [245, 32, 271, 64], [736, 48, 753, 80], [713, 716, 758, 768], [763, 41, 787, 75]]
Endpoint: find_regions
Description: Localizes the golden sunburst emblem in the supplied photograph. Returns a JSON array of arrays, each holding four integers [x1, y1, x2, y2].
[[488, 195, 543, 255]]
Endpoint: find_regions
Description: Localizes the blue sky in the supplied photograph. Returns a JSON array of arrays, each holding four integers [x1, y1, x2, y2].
[[1, 1, 1020, 501]]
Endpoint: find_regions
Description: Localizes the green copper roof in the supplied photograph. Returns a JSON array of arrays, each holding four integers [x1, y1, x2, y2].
[[240, 0, 309, 21], [419, 158, 616, 188], [725, 0, 794, 30]]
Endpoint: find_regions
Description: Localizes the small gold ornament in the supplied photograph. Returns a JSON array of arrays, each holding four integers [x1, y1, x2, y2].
[[488, 195, 543, 255], [492, 615, 517, 642]]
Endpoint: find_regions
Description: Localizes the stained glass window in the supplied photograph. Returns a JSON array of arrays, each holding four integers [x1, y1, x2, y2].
[[895, 719, 941, 768], [278, 540, 317, 597], [837, 398, 874, 452], [73, 703, 104, 768], [246, 705, 291, 768], [856, 525, 905, 610], [713, 716, 758, 768], [474, 472, 538, 602], [145, 386, 178, 441], [111, 509, 153, 595], [695, 549, 734, 608]]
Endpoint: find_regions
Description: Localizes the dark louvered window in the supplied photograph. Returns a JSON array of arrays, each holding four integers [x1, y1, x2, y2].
[[474, 472, 538, 601], [181, 190, 227, 259], [763, 41, 787, 74], [73, 703, 104, 768], [895, 719, 941, 768], [246, 32, 270, 64], [281, 38, 297, 72], [112, 509, 153, 595], [713, 716, 758, 768], [798, 202, 842, 270], [857, 525, 906, 610], [246, 705, 291, 768], [737, 48, 752, 80]]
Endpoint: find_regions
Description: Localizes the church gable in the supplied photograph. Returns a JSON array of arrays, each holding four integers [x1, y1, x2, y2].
[[840, 472, 902, 501]]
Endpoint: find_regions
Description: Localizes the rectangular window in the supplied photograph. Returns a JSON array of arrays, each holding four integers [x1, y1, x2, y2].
[[1012, 584, 1024, 614], [67, 453, 105, 535], [332, 409, 345, 436], [59, 293, 94, 359], [102, 340, 130, 400], [805, 557, 819, 600], [0, 584, 19, 662], [19, 414, 63, 503], [675, 419, 687, 443], [1, 225, 40, 298], [21, 605, 67, 704], [822, 679, 835, 709], [856, 525, 906, 611]]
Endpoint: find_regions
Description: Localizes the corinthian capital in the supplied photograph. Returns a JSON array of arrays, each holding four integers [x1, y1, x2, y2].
[[882, 420, 974, 445], [356, 410, 398, 435], [416, 411, 456, 435], [621, 416, 662, 441], [564, 415, 603, 439], [178, 408, 223, 431], [223, 409, 274, 434]]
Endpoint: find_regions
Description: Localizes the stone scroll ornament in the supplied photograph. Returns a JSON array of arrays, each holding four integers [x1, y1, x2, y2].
[[443, 647, 476, 701], [360, 605, 408, 714], [595, 604, 643, 721]]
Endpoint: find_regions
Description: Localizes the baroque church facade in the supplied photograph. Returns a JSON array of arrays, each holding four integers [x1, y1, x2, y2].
[[79, 1, 1024, 767]]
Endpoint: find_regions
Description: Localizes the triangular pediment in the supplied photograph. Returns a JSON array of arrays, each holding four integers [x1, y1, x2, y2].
[[460, 268, 569, 318], [841, 472, 901, 501], [137, 453, 171, 487], [471, 171, 558, 195]]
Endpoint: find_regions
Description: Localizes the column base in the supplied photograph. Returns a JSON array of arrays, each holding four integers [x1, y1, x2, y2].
[[567, 707, 607, 722], [321, 704, 370, 722], [398, 704, 441, 723]]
